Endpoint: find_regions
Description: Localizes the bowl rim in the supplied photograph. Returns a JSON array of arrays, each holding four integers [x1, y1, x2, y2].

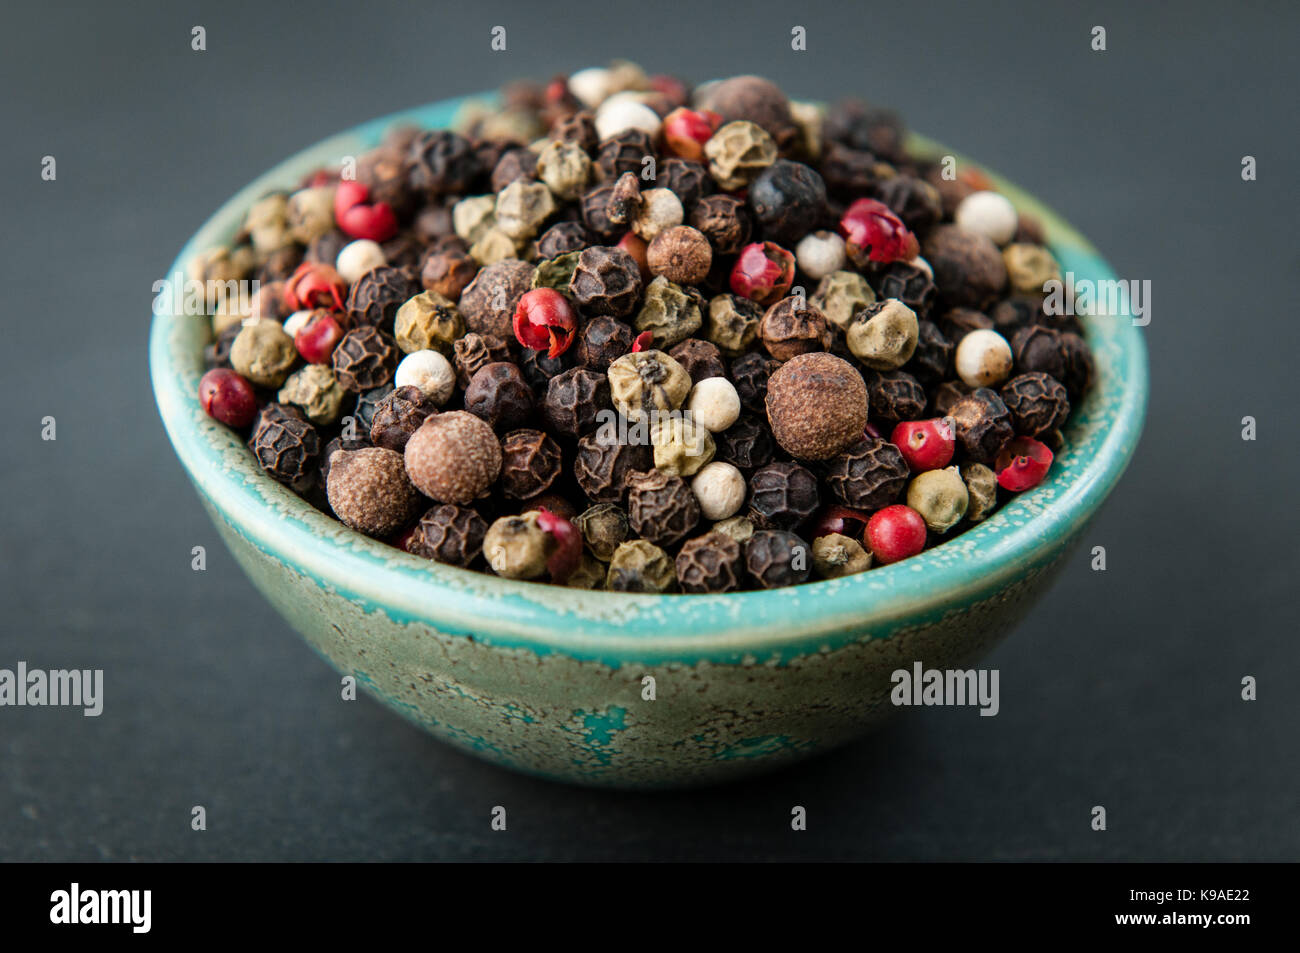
[[150, 94, 1148, 663]]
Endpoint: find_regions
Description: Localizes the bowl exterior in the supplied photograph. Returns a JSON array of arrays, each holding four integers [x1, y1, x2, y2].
[[152, 96, 1146, 789]]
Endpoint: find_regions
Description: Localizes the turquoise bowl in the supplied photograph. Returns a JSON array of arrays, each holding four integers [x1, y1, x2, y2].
[[151, 95, 1147, 789]]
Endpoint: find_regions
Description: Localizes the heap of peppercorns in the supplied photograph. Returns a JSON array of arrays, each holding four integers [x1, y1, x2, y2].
[[195, 65, 1094, 593]]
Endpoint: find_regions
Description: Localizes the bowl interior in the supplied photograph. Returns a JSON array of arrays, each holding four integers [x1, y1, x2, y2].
[[150, 95, 1147, 666]]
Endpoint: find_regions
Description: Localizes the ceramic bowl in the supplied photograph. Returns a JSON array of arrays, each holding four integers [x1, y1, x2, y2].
[[150, 95, 1147, 789]]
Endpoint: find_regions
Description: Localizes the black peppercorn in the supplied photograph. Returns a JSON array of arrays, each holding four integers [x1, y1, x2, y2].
[[413, 203, 456, 244], [596, 129, 656, 181], [519, 347, 573, 392], [459, 259, 535, 340], [204, 322, 241, 370], [745, 530, 811, 589], [1000, 372, 1071, 439], [730, 351, 779, 412], [332, 326, 399, 393], [923, 225, 1008, 310], [819, 143, 896, 198], [874, 262, 937, 318], [747, 159, 827, 246], [346, 266, 419, 330], [464, 362, 535, 432], [579, 183, 621, 241], [990, 295, 1044, 335], [747, 461, 819, 530], [930, 380, 971, 416], [369, 385, 439, 451], [626, 469, 701, 549], [542, 367, 612, 438], [500, 429, 563, 500], [606, 172, 641, 225], [676, 531, 745, 593], [351, 384, 394, 435], [569, 245, 642, 317], [453, 333, 512, 390], [690, 194, 752, 256], [904, 320, 953, 386], [420, 248, 477, 301], [825, 99, 906, 161], [536, 221, 592, 259], [550, 111, 599, 153], [1010, 324, 1068, 382], [657, 158, 712, 211], [714, 413, 775, 470], [407, 504, 488, 567], [938, 307, 994, 344], [864, 369, 927, 424], [574, 433, 652, 504], [259, 246, 303, 283], [668, 338, 727, 384], [576, 315, 634, 371], [490, 147, 539, 193], [408, 130, 480, 197], [823, 437, 909, 510], [306, 230, 349, 266], [251, 412, 321, 486], [874, 175, 943, 233], [948, 388, 1015, 465], [318, 432, 372, 488], [357, 147, 416, 219], [1058, 331, 1094, 401], [574, 503, 630, 561]]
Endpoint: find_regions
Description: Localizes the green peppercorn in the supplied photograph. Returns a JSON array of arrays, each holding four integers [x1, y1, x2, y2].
[[606, 539, 676, 593], [231, 319, 298, 388], [812, 270, 877, 331], [394, 291, 465, 356], [960, 462, 998, 522], [483, 512, 552, 580], [278, 364, 346, 425], [906, 466, 969, 533], [634, 275, 703, 349]]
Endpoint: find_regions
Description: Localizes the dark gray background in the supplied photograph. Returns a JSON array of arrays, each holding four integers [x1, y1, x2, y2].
[[1, 0, 1296, 861]]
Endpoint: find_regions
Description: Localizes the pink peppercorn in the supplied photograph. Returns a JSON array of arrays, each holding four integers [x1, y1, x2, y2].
[[294, 311, 344, 364], [839, 197, 919, 264], [535, 506, 583, 583], [729, 241, 795, 307], [995, 436, 1053, 491], [198, 368, 258, 428], [866, 504, 928, 565], [333, 180, 399, 243], [891, 418, 956, 472], [513, 288, 577, 358]]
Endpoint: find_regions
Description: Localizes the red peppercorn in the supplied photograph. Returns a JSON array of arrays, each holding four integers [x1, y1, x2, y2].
[[198, 367, 257, 428], [995, 436, 1053, 491], [284, 261, 347, 311], [648, 74, 688, 108], [630, 330, 655, 353], [513, 287, 577, 358], [839, 197, 919, 264], [729, 241, 795, 308], [662, 107, 722, 162], [617, 232, 651, 281], [891, 418, 956, 472], [535, 506, 582, 583], [866, 504, 928, 565], [333, 180, 399, 242], [294, 311, 344, 364], [811, 505, 873, 542]]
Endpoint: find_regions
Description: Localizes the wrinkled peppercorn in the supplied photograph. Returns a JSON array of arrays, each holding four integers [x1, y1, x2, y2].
[[825, 98, 906, 161], [675, 531, 745, 593], [351, 384, 394, 436], [394, 290, 464, 356], [574, 433, 652, 503], [759, 296, 831, 362], [930, 380, 971, 416], [730, 351, 779, 412], [346, 266, 419, 330], [820, 142, 896, 197], [745, 530, 811, 589], [947, 388, 1015, 465], [823, 437, 909, 510], [369, 385, 439, 451], [596, 129, 656, 180], [668, 338, 727, 384], [332, 326, 399, 392], [575, 503, 629, 561], [1010, 324, 1068, 382], [1000, 372, 1071, 438], [690, 194, 752, 256], [747, 461, 819, 530], [464, 362, 535, 432], [576, 316, 634, 371], [657, 158, 711, 211], [459, 259, 536, 340], [420, 249, 477, 301], [490, 147, 539, 193], [714, 413, 775, 470], [865, 369, 927, 424], [904, 320, 954, 386], [407, 503, 488, 567], [569, 245, 642, 317], [747, 159, 827, 246], [550, 110, 599, 152], [453, 332, 512, 389], [500, 429, 563, 500], [543, 367, 611, 438], [519, 347, 573, 392], [875, 175, 943, 233], [409, 130, 480, 197], [251, 413, 321, 486], [606, 348, 692, 419], [606, 539, 676, 593], [923, 225, 1008, 310], [705, 293, 763, 356], [875, 262, 937, 318], [939, 306, 994, 343], [579, 183, 621, 240], [626, 469, 701, 548], [536, 221, 591, 259], [1058, 332, 1094, 400], [318, 432, 372, 488]]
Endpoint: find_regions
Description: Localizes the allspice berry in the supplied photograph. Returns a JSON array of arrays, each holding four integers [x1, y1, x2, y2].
[[646, 225, 712, 285], [326, 447, 423, 538], [700, 76, 798, 153], [404, 411, 503, 504], [765, 353, 868, 460]]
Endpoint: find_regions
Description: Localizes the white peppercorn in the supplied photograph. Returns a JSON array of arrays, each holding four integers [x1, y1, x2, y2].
[[954, 191, 1018, 246], [336, 239, 387, 284], [954, 328, 1013, 388], [686, 377, 741, 433], [691, 461, 746, 520], [632, 188, 685, 242], [794, 230, 846, 280], [395, 349, 456, 405], [595, 95, 663, 141]]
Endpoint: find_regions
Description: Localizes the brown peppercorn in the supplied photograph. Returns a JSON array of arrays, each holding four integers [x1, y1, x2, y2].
[[407, 504, 487, 567], [369, 385, 439, 452], [714, 413, 775, 470], [347, 266, 419, 330], [499, 429, 563, 500], [606, 172, 642, 225], [576, 316, 634, 371], [574, 432, 652, 504], [864, 369, 927, 424], [668, 338, 727, 384], [569, 245, 642, 317], [823, 437, 909, 510], [930, 380, 972, 417], [765, 353, 868, 460], [922, 225, 1008, 310], [1000, 372, 1071, 438], [325, 446, 422, 538], [490, 147, 538, 193], [730, 351, 780, 412], [700, 76, 798, 153], [947, 388, 1015, 465], [332, 326, 400, 393], [408, 130, 479, 198], [875, 262, 937, 319], [705, 293, 763, 356], [606, 539, 676, 593], [626, 469, 701, 549], [646, 225, 712, 286], [1058, 332, 1094, 400], [579, 183, 621, 241], [759, 296, 831, 362], [542, 367, 611, 438], [404, 411, 503, 504], [596, 129, 656, 181], [575, 503, 630, 561], [251, 412, 321, 487], [675, 531, 745, 593], [938, 307, 994, 344], [464, 362, 535, 432], [550, 110, 599, 152], [536, 221, 592, 259], [690, 194, 752, 256], [420, 249, 477, 301], [657, 158, 712, 211], [904, 320, 954, 386], [1010, 324, 1068, 382], [459, 259, 536, 340], [452, 333, 512, 389], [748, 462, 819, 530], [745, 530, 811, 589], [875, 175, 943, 233]]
